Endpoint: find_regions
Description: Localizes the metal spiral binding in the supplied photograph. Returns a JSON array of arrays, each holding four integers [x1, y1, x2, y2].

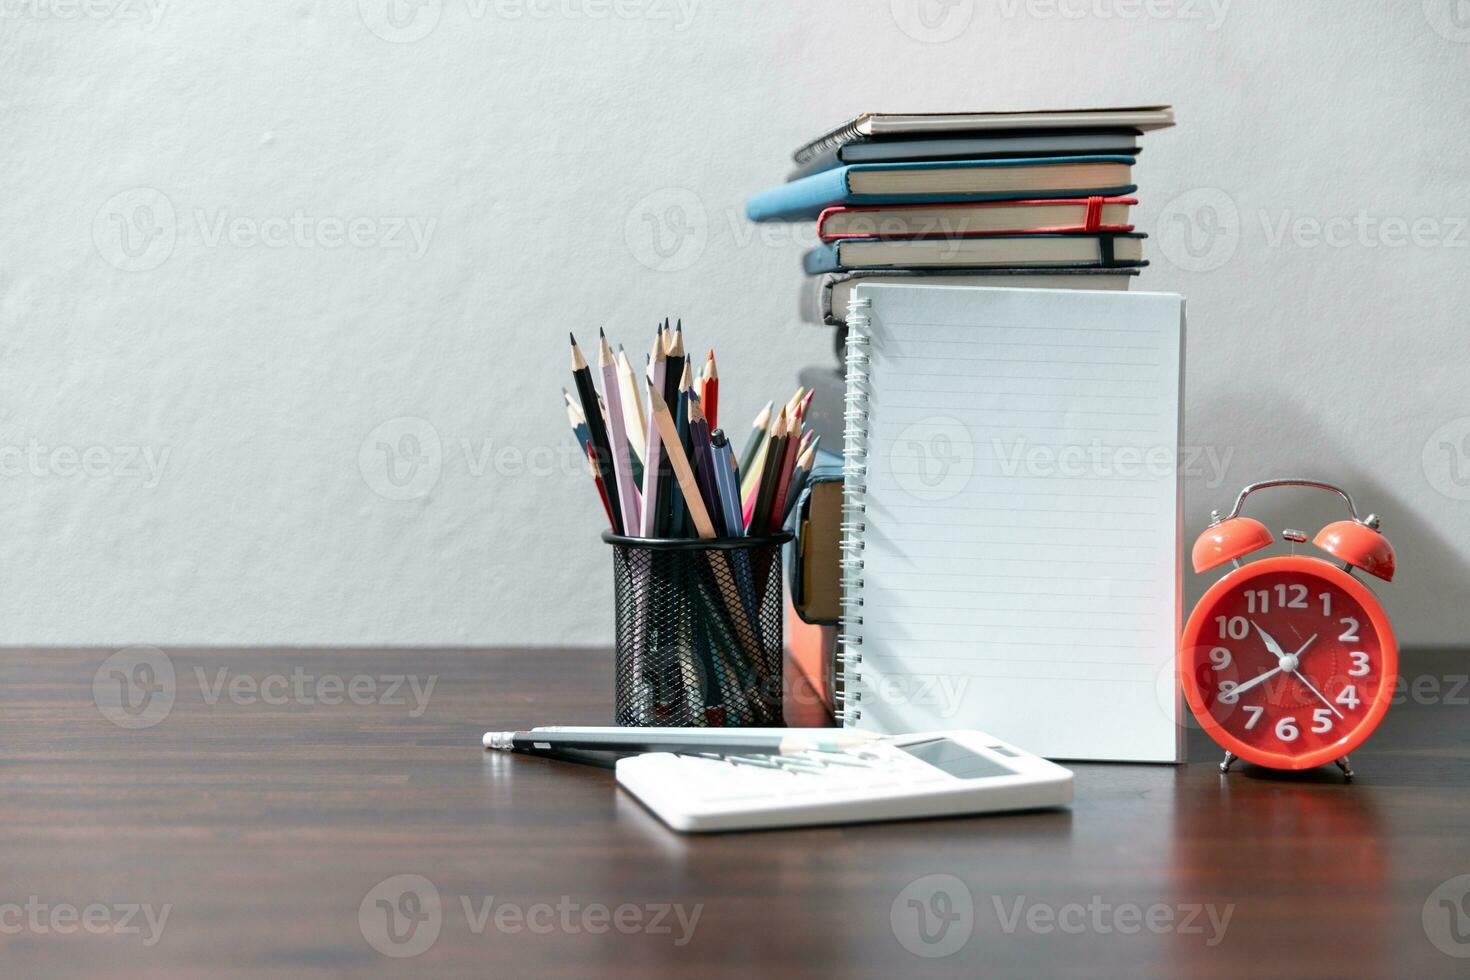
[[834, 296, 871, 723]]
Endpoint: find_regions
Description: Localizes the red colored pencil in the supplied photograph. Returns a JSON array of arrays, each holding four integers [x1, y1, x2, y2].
[[703, 351, 719, 431], [766, 411, 804, 533], [585, 445, 615, 530]]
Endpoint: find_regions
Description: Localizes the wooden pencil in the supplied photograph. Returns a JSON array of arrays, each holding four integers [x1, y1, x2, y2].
[[584, 445, 615, 530], [781, 441, 818, 525], [639, 328, 668, 537], [738, 400, 772, 478], [615, 344, 647, 466], [766, 413, 803, 533], [570, 333, 622, 534], [563, 390, 590, 455], [687, 394, 725, 538], [654, 321, 681, 536], [597, 330, 642, 533], [703, 351, 719, 431], [647, 380, 716, 539], [669, 359, 694, 537], [745, 410, 786, 533]]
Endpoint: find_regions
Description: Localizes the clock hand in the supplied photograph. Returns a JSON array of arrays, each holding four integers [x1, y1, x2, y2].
[[1228, 664, 1283, 700], [1273, 634, 1341, 719], [1291, 668, 1344, 719], [1252, 621, 1286, 659]]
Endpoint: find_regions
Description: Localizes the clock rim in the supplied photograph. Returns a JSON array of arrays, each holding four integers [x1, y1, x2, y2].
[[1180, 554, 1399, 771]]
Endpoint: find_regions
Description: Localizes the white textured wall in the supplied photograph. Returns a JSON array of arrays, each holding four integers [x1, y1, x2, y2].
[[3, 1, 1467, 647]]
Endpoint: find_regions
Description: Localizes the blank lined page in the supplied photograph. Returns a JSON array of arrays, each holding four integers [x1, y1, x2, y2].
[[846, 285, 1184, 762]]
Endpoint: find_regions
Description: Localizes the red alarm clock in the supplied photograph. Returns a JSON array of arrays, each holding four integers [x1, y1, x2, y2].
[[1180, 479, 1397, 778]]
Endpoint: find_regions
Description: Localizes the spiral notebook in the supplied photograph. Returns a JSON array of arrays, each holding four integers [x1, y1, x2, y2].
[[836, 284, 1185, 762]]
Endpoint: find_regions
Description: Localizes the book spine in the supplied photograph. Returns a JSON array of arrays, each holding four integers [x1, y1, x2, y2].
[[834, 295, 871, 726]]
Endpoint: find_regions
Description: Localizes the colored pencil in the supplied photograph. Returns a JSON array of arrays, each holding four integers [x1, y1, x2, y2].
[[745, 410, 785, 532], [738, 400, 772, 478], [703, 351, 719, 430], [781, 441, 818, 525], [570, 333, 622, 535], [687, 394, 725, 538], [710, 429, 745, 538], [584, 445, 615, 530], [742, 408, 781, 524], [563, 389, 590, 456], [647, 380, 716, 539], [615, 344, 647, 467], [638, 329, 667, 537], [740, 419, 774, 504], [598, 330, 641, 533], [670, 360, 693, 537], [655, 321, 681, 536], [767, 401, 806, 533]]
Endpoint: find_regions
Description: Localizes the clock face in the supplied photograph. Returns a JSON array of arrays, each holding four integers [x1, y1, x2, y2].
[[1180, 555, 1397, 771]]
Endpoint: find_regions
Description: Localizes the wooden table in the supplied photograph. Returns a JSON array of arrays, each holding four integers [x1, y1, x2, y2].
[[4, 646, 1468, 978]]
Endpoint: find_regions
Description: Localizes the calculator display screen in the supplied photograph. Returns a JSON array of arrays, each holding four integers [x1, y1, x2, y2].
[[900, 739, 1015, 780]]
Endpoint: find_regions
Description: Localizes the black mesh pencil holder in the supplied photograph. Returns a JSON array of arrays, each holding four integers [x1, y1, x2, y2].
[[604, 531, 792, 727]]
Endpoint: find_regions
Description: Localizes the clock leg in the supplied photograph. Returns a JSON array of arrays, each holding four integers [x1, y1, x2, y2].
[[1335, 756, 1354, 781], [1219, 751, 1236, 774]]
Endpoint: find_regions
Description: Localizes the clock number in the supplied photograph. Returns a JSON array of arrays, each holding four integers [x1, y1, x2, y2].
[[1336, 684, 1361, 710], [1215, 616, 1249, 641], [1246, 590, 1270, 614], [1348, 651, 1370, 677], [1319, 592, 1332, 616], [1275, 584, 1308, 608], [1311, 708, 1334, 734], [1242, 705, 1264, 730], [1208, 647, 1232, 671], [1217, 680, 1240, 704], [1339, 617, 1360, 643], [1275, 716, 1299, 742]]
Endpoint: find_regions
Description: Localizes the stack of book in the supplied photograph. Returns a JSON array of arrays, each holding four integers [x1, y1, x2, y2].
[[745, 106, 1176, 344]]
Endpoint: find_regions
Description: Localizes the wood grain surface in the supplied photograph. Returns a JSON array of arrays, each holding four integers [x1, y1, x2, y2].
[[2, 646, 1467, 978]]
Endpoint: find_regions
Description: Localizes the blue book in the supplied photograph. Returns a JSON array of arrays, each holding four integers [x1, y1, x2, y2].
[[746, 156, 1136, 222], [801, 232, 1148, 275]]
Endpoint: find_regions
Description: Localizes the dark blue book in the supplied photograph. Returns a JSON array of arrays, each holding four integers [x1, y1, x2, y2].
[[747, 156, 1136, 222], [801, 232, 1148, 275]]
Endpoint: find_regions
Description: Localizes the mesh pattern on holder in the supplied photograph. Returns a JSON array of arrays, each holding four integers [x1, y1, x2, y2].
[[605, 532, 792, 727]]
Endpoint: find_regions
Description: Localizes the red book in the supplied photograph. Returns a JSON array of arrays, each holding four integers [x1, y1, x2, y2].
[[816, 196, 1136, 241]]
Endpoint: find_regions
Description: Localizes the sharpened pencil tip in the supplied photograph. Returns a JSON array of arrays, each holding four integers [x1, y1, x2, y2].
[[569, 332, 577, 345]]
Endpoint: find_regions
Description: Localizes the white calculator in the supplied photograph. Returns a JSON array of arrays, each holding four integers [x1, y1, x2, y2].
[[615, 730, 1073, 833]]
